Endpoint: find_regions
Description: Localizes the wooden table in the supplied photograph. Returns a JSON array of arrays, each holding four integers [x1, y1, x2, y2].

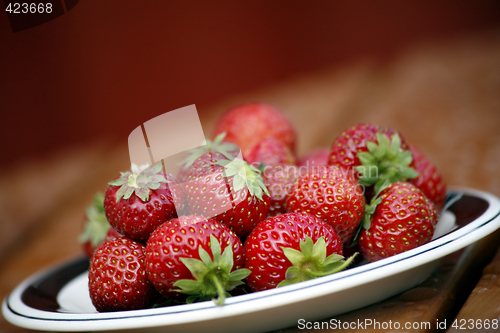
[[1, 30, 500, 332]]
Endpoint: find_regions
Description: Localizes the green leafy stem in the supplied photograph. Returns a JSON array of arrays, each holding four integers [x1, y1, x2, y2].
[[173, 235, 250, 306], [278, 236, 357, 287]]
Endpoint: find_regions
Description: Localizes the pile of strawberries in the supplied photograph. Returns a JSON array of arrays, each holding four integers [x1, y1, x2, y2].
[[81, 102, 446, 312]]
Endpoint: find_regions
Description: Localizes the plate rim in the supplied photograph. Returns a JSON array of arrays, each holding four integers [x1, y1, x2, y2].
[[3, 186, 500, 331]]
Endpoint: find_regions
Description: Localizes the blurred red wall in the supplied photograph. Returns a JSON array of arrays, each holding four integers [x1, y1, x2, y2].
[[1, 0, 499, 168]]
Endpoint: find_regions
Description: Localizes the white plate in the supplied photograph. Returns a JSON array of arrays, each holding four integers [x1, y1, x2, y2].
[[3, 187, 500, 333]]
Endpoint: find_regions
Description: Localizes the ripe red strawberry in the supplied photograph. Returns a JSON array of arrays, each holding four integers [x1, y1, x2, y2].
[[244, 212, 355, 292], [88, 237, 158, 312], [261, 165, 299, 216], [298, 148, 329, 169], [328, 123, 416, 194], [409, 146, 447, 211], [358, 182, 438, 262], [213, 102, 297, 157], [104, 163, 183, 243], [245, 137, 296, 167], [145, 216, 249, 305], [328, 123, 407, 169], [286, 166, 365, 245], [184, 151, 271, 237], [177, 132, 240, 183]]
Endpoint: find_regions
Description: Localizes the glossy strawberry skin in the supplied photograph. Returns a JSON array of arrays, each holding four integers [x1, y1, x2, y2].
[[88, 237, 158, 312], [409, 146, 447, 211], [244, 212, 342, 292], [262, 165, 299, 216], [145, 216, 244, 298], [358, 182, 438, 262], [104, 175, 182, 243], [328, 123, 408, 178], [286, 166, 365, 245], [213, 102, 297, 156], [246, 137, 296, 167], [184, 152, 270, 237]]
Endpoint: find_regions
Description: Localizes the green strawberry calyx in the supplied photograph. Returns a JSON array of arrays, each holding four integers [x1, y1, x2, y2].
[[78, 192, 110, 247], [181, 132, 238, 169], [173, 234, 251, 306], [277, 236, 357, 288], [355, 132, 419, 194], [108, 163, 169, 202], [350, 179, 392, 246], [215, 156, 270, 200]]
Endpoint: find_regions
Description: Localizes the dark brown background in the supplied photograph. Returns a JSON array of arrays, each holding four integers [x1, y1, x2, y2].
[[1, 0, 500, 169]]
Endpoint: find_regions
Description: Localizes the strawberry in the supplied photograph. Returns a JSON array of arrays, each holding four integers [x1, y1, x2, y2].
[[261, 165, 299, 216], [358, 182, 438, 262], [184, 151, 270, 237], [104, 163, 183, 243], [213, 102, 297, 157], [245, 137, 296, 167], [286, 166, 365, 245], [177, 132, 240, 183], [244, 212, 355, 292], [328, 123, 407, 169], [145, 215, 249, 305], [88, 237, 158, 312], [298, 148, 329, 169], [408, 145, 447, 211], [328, 123, 417, 194]]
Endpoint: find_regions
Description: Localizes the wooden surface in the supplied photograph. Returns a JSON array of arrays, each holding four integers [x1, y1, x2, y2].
[[448, 245, 500, 332], [1, 30, 500, 332]]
